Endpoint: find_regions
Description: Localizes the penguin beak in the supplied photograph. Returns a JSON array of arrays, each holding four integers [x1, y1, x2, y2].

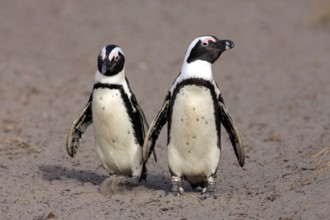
[[101, 58, 111, 74], [214, 40, 235, 52]]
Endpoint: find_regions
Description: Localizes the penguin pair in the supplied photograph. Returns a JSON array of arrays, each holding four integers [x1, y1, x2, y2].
[[66, 35, 245, 199]]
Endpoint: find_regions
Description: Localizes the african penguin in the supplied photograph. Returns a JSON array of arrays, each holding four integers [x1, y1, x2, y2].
[[67, 44, 156, 185], [143, 36, 245, 199]]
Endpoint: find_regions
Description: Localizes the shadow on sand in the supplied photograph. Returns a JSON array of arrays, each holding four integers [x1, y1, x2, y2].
[[38, 164, 171, 191], [39, 165, 107, 185]]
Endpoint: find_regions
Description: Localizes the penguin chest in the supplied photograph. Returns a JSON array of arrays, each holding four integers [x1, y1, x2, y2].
[[168, 85, 220, 177], [92, 89, 141, 174]]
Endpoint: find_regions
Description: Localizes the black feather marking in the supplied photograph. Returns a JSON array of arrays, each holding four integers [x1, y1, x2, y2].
[[187, 39, 221, 64], [126, 78, 149, 131]]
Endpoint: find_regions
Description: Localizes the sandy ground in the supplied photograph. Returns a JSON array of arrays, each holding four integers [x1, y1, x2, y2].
[[1, 0, 330, 219]]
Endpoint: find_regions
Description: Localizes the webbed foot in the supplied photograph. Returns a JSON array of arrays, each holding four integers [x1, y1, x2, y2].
[[161, 176, 184, 197], [198, 175, 217, 200]]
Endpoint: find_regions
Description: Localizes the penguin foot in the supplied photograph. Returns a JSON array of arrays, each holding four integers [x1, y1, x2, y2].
[[161, 176, 184, 197], [198, 175, 217, 200], [119, 176, 139, 186], [198, 191, 217, 200]]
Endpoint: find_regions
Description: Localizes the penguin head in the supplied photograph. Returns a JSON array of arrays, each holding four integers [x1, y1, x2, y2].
[[185, 36, 234, 64], [97, 45, 125, 76]]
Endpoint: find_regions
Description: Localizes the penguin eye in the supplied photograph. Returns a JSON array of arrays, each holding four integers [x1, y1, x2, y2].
[[202, 41, 209, 46], [114, 55, 119, 61]]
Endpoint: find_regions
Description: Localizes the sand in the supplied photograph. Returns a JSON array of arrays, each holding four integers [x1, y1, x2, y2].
[[0, 0, 329, 219]]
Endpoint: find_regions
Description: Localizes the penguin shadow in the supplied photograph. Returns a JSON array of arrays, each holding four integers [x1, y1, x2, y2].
[[142, 173, 169, 191], [39, 165, 107, 185], [38, 165, 195, 197], [38, 165, 168, 196]]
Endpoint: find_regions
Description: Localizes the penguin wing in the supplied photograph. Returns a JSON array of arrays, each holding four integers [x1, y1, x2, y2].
[[66, 95, 93, 157], [142, 94, 170, 162], [219, 96, 245, 167], [131, 93, 149, 133], [131, 94, 157, 162]]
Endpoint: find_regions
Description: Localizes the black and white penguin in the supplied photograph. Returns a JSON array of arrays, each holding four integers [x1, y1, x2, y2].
[[143, 36, 245, 199], [67, 44, 155, 185]]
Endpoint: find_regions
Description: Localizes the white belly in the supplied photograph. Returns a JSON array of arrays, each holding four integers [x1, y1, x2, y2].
[[168, 85, 220, 179], [92, 88, 142, 176]]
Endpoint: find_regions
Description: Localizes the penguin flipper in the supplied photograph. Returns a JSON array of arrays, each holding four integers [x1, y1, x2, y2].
[[143, 94, 170, 162], [131, 93, 149, 131], [219, 99, 245, 167], [126, 78, 149, 131], [131, 93, 157, 162], [66, 95, 93, 157]]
